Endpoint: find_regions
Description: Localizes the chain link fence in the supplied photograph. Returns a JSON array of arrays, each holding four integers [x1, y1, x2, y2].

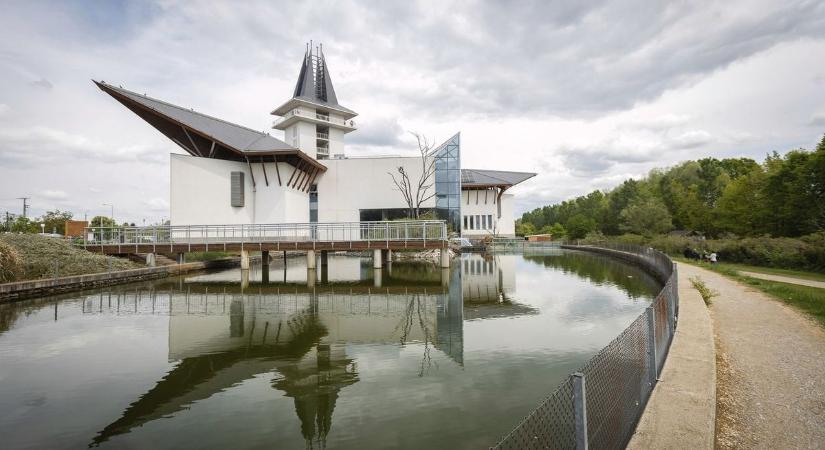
[[493, 243, 678, 450]]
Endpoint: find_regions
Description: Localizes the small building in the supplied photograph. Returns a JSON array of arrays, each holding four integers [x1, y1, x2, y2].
[[525, 234, 553, 242], [64, 220, 88, 238], [96, 44, 535, 237]]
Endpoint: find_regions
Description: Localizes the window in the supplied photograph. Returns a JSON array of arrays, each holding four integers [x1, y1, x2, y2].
[[475, 215, 481, 230], [230, 172, 244, 207], [469, 215, 474, 230], [487, 215, 493, 230], [464, 215, 468, 229]]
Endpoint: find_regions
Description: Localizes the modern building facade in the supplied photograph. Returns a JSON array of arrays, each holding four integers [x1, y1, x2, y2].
[[96, 44, 535, 238]]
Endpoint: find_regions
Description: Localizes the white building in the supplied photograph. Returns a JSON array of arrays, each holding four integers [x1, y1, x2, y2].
[[96, 44, 535, 238]]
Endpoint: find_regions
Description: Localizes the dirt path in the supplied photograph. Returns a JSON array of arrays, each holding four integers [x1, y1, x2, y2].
[[678, 263, 825, 449], [738, 270, 825, 290]]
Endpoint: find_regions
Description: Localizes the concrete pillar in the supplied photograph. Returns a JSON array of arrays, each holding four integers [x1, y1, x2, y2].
[[240, 250, 250, 270], [381, 249, 390, 263], [307, 250, 316, 269], [145, 253, 156, 267], [373, 249, 382, 269], [320, 250, 328, 267], [307, 268, 316, 288], [241, 268, 250, 290], [176, 253, 185, 264], [441, 267, 450, 288], [373, 268, 382, 287], [439, 248, 450, 268]]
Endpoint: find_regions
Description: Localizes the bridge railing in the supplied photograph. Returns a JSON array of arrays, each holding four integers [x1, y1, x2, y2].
[[83, 221, 448, 247]]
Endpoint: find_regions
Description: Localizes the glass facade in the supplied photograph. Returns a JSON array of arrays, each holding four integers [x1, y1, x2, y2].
[[432, 133, 461, 233]]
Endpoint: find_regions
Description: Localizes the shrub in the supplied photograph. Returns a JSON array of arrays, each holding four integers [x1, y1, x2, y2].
[[0, 239, 23, 283]]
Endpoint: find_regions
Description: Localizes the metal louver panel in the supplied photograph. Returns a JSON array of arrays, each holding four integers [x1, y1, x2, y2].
[[231, 172, 244, 207]]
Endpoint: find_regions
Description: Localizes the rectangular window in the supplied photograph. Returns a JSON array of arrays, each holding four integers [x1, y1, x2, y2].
[[487, 215, 493, 230], [469, 215, 474, 230], [475, 215, 481, 230], [230, 172, 244, 207], [464, 215, 468, 229]]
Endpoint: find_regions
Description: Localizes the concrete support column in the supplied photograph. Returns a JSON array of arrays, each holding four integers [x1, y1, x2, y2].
[[307, 250, 316, 269], [373, 249, 382, 269], [439, 248, 450, 268], [381, 249, 391, 263], [146, 253, 156, 267], [241, 268, 250, 290], [441, 267, 450, 288], [373, 268, 383, 287], [307, 269, 316, 288], [176, 253, 185, 264], [320, 251, 328, 267], [240, 250, 250, 270]]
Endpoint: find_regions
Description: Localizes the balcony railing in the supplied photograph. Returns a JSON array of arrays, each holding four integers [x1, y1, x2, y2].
[[316, 132, 329, 139], [273, 109, 356, 129]]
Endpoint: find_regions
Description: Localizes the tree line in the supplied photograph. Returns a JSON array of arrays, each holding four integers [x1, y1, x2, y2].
[[518, 135, 825, 239]]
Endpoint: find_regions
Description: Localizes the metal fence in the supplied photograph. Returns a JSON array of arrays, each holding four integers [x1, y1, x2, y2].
[[493, 243, 678, 450], [82, 221, 448, 247]]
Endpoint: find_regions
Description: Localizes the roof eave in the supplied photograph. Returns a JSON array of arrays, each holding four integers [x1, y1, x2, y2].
[[270, 97, 358, 119]]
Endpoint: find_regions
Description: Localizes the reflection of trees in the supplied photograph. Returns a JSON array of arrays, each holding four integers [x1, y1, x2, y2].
[[396, 294, 438, 377], [522, 252, 661, 298]]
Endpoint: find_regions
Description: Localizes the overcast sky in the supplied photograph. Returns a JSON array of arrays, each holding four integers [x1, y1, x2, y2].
[[1, 0, 824, 224]]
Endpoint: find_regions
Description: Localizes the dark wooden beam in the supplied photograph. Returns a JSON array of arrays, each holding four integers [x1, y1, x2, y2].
[[286, 160, 300, 187], [300, 167, 316, 192], [293, 166, 308, 190], [245, 156, 256, 188], [274, 158, 282, 185], [305, 168, 320, 192], [260, 158, 269, 187], [208, 141, 216, 158]]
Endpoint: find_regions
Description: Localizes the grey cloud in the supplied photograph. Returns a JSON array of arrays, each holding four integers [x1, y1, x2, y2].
[[809, 112, 825, 127], [348, 116, 404, 147], [29, 78, 53, 90]]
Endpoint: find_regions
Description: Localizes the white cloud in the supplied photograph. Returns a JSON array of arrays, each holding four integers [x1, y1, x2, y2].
[[41, 190, 68, 200]]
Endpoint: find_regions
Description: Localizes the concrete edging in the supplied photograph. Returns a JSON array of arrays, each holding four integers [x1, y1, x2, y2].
[[0, 258, 239, 303], [627, 261, 716, 449]]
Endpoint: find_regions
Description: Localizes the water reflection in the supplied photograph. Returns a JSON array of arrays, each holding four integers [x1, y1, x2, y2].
[[0, 250, 661, 449]]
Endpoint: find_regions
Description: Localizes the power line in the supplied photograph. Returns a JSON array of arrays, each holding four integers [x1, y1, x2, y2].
[[17, 197, 30, 218]]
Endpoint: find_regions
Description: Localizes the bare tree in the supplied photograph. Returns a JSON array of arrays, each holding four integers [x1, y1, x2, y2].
[[388, 132, 437, 219]]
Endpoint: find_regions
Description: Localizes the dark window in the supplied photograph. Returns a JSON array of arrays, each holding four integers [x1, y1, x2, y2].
[[231, 172, 244, 207]]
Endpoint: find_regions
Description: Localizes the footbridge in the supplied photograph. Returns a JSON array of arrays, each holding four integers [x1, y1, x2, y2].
[[82, 220, 450, 269]]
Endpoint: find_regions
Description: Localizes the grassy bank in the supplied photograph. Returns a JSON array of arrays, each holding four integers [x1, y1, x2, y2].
[[0, 233, 141, 282], [680, 259, 825, 327]]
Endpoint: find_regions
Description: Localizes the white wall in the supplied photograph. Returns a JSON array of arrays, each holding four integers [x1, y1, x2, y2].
[[170, 154, 308, 226], [460, 190, 516, 237], [316, 156, 435, 222]]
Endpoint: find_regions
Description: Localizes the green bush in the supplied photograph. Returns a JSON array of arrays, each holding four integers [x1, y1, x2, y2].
[[0, 239, 23, 283]]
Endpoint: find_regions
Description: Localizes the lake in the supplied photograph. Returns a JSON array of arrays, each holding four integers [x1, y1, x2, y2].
[[0, 250, 660, 449]]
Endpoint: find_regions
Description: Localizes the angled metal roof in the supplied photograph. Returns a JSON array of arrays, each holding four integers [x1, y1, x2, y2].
[[461, 169, 536, 188], [95, 80, 326, 174], [96, 81, 294, 152]]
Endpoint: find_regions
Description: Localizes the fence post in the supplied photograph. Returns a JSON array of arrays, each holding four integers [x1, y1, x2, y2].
[[572, 372, 588, 450], [647, 307, 658, 383]]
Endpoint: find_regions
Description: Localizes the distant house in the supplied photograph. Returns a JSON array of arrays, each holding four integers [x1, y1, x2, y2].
[[525, 233, 553, 242], [64, 220, 88, 238]]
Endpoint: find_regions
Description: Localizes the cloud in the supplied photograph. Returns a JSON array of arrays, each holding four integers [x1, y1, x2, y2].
[[0, 104, 9, 116], [348, 116, 404, 147], [809, 112, 825, 127], [142, 197, 169, 211], [0, 126, 169, 167], [668, 130, 713, 149], [29, 78, 53, 90], [41, 190, 68, 200]]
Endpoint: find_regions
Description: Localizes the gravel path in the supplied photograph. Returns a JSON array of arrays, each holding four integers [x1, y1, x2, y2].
[[738, 270, 825, 290], [679, 263, 825, 449]]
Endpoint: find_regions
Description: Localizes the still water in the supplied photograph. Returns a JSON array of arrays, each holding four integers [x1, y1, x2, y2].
[[0, 250, 660, 449]]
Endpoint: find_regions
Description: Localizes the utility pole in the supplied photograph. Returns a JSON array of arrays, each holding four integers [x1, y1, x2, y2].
[[17, 197, 30, 218]]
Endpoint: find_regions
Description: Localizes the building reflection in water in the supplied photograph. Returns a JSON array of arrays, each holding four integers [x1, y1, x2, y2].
[[84, 254, 536, 447]]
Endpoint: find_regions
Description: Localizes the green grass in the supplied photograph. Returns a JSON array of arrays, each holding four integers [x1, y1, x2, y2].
[[689, 276, 719, 306], [680, 259, 825, 327]]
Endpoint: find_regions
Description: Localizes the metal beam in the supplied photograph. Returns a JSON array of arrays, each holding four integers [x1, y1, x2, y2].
[[182, 127, 203, 157]]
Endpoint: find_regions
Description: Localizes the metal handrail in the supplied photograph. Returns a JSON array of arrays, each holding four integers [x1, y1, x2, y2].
[[82, 220, 447, 247]]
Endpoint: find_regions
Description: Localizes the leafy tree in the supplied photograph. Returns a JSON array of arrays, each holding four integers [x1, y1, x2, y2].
[[619, 197, 673, 236], [36, 210, 73, 235], [10, 216, 39, 233], [90, 216, 116, 228], [515, 220, 535, 236], [566, 214, 596, 239]]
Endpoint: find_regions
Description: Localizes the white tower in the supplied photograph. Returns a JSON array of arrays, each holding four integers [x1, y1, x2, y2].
[[271, 43, 357, 160]]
